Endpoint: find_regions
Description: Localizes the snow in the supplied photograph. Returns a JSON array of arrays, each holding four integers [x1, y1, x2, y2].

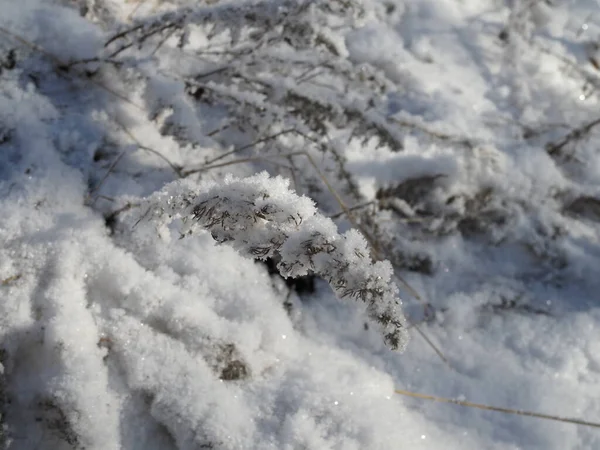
[[1, 0, 600, 449]]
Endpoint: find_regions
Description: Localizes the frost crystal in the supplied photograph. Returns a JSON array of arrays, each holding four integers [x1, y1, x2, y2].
[[141, 172, 408, 350]]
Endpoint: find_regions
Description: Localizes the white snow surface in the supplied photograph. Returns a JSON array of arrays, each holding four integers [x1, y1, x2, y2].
[[1, 0, 600, 449]]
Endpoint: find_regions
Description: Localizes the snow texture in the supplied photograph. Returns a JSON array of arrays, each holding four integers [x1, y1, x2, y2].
[[138, 173, 407, 350], [1, 0, 600, 449]]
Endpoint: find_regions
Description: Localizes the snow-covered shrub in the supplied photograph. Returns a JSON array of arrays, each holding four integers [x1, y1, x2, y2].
[[83, 0, 598, 307], [4, 0, 600, 448], [95, 0, 404, 208], [91, 0, 474, 281], [139, 172, 408, 351]]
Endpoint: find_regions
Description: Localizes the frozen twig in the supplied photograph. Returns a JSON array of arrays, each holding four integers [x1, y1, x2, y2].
[[546, 116, 600, 157], [138, 172, 409, 350], [395, 389, 600, 429]]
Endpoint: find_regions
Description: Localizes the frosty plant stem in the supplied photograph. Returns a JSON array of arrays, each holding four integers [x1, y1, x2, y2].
[[140, 172, 409, 350], [394, 389, 600, 429]]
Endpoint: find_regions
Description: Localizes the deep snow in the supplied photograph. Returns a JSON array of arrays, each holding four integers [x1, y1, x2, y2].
[[1, 0, 600, 449]]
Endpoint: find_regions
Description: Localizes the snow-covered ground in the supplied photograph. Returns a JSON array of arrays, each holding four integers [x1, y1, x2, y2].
[[1, 0, 600, 449]]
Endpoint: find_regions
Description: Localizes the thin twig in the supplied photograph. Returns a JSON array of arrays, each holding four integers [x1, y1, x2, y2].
[[329, 200, 376, 219], [87, 149, 128, 205], [116, 122, 183, 177], [296, 68, 323, 84], [390, 117, 475, 148], [546, 116, 600, 157], [207, 122, 234, 137], [126, 0, 150, 22], [87, 77, 144, 110], [151, 28, 178, 56], [104, 201, 140, 227], [287, 155, 299, 192], [60, 56, 121, 71], [394, 389, 600, 429], [0, 26, 144, 110], [411, 324, 453, 369], [105, 24, 145, 48], [184, 155, 293, 174], [133, 206, 152, 229], [183, 128, 297, 174], [301, 151, 356, 225], [193, 65, 230, 80], [1, 274, 21, 286], [0, 25, 63, 65]]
